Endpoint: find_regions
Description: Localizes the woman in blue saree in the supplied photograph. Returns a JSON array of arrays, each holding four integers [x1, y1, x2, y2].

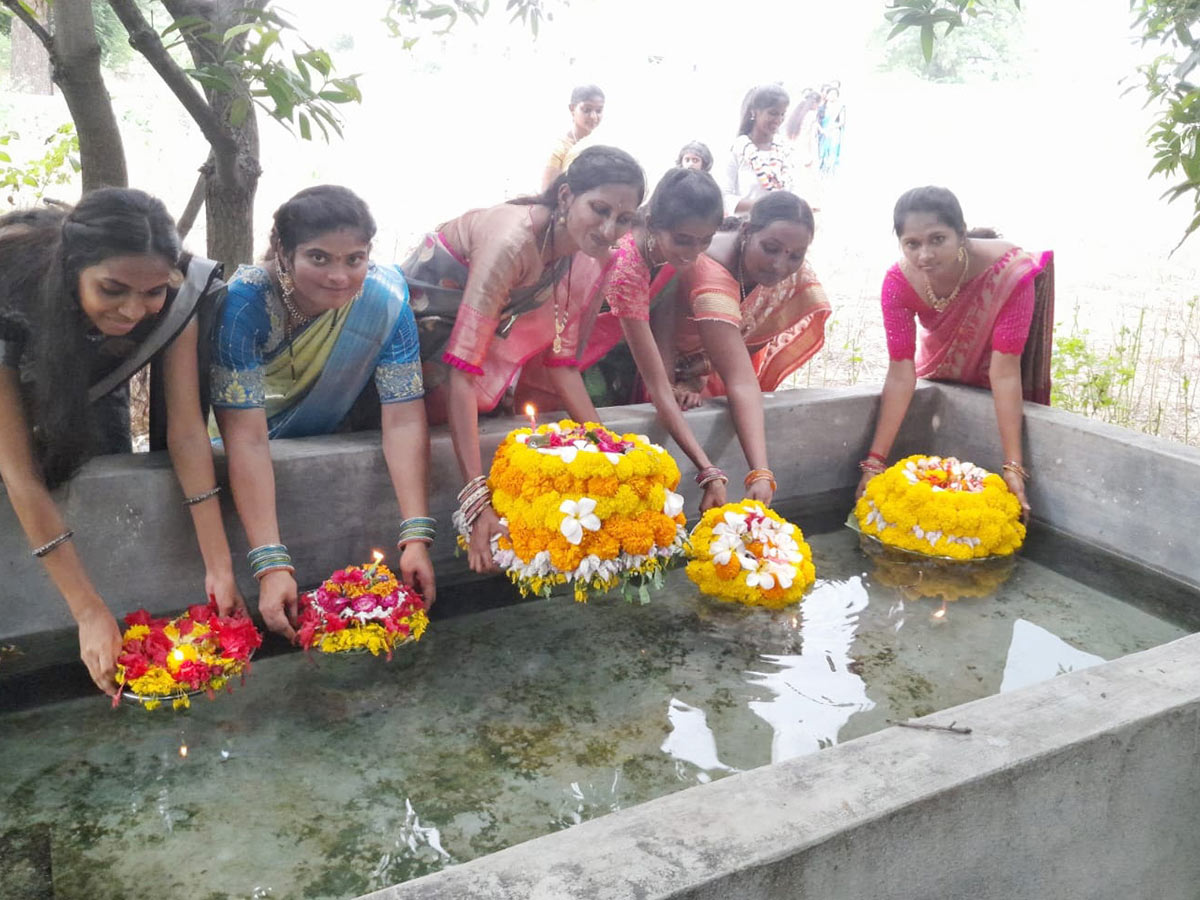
[[211, 186, 434, 639]]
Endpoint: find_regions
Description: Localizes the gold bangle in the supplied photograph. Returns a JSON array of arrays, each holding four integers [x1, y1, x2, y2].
[[1002, 461, 1031, 481]]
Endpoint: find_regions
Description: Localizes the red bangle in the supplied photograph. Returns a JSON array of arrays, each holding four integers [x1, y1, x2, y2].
[[867, 451, 887, 463]]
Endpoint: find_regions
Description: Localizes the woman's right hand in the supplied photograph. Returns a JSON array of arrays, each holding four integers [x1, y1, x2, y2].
[[469, 506, 505, 574], [699, 479, 727, 512], [257, 569, 299, 642], [77, 604, 122, 697]]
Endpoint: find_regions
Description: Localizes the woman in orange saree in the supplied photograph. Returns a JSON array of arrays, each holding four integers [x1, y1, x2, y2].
[[665, 192, 830, 405], [855, 186, 1053, 519]]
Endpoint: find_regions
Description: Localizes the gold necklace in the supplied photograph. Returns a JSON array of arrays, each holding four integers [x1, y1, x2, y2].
[[921, 249, 970, 313], [552, 256, 571, 354]]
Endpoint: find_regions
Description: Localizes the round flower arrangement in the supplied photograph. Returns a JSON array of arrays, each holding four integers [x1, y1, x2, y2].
[[466, 420, 689, 603], [115, 601, 261, 710], [297, 558, 429, 657], [685, 500, 816, 609], [855, 455, 1025, 560]]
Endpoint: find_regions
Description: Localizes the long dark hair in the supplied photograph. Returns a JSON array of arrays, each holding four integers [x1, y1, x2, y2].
[[512, 145, 646, 209], [737, 84, 790, 137], [646, 168, 723, 232], [268, 184, 377, 260], [0, 188, 180, 486]]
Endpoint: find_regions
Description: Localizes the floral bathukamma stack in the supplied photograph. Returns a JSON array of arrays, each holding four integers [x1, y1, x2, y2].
[[297, 557, 429, 657], [469, 420, 688, 602], [686, 500, 816, 608], [115, 601, 261, 710], [855, 455, 1025, 559]]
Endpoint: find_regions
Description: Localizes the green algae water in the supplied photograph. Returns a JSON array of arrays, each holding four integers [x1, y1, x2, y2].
[[0, 528, 1193, 900]]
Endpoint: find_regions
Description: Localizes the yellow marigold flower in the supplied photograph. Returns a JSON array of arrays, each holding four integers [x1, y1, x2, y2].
[[856, 454, 1025, 558]]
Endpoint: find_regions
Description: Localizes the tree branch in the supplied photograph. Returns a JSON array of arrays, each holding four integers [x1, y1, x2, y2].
[[107, 0, 238, 165], [1, 0, 53, 52], [175, 160, 210, 241]]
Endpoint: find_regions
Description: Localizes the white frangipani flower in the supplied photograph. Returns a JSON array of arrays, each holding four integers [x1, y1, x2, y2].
[[559, 497, 601, 545], [663, 491, 685, 518]]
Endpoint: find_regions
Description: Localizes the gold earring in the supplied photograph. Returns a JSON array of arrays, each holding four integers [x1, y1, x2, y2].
[[957, 245, 967, 263], [276, 255, 295, 300]]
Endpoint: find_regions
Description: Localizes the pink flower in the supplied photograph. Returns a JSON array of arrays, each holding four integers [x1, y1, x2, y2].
[[350, 596, 378, 613]]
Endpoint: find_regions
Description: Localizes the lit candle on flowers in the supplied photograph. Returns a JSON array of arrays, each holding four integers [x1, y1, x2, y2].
[[524, 403, 538, 431], [365, 549, 384, 580]]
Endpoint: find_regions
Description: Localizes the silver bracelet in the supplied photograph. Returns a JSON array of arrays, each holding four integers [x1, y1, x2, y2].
[[32, 530, 74, 558], [183, 485, 222, 506]]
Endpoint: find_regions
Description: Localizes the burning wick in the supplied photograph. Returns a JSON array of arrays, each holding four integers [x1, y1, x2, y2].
[[366, 549, 384, 579], [170, 648, 186, 663], [179, 744, 188, 758], [524, 403, 538, 431]]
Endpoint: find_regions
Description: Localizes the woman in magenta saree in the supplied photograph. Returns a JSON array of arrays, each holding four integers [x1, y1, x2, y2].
[[856, 186, 1054, 519]]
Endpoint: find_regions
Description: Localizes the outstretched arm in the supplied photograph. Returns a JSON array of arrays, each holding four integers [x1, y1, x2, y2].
[[543, 364, 600, 423], [161, 319, 242, 615], [857, 358, 917, 498], [215, 406, 297, 640], [446, 368, 505, 573], [697, 319, 772, 504], [0, 368, 121, 694], [989, 351, 1030, 520], [621, 317, 726, 511], [381, 400, 436, 604]]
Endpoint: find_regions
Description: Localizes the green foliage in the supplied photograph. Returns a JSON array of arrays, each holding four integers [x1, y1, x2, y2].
[[382, 0, 552, 48], [884, 0, 1021, 62], [1051, 308, 1142, 421], [877, 0, 1025, 81], [0, 123, 80, 207], [1130, 1, 1200, 250], [161, 6, 362, 140]]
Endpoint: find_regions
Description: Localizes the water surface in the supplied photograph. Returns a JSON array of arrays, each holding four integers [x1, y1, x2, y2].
[[0, 529, 1190, 899]]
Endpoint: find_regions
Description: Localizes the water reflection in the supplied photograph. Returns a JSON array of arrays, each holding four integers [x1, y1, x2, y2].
[[660, 698, 737, 781], [745, 578, 875, 763], [1000, 619, 1105, 693]]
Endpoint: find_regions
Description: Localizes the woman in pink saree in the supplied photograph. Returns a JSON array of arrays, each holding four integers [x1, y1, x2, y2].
[[402, 146, 644, 573], [855, 186, 1054, 519]]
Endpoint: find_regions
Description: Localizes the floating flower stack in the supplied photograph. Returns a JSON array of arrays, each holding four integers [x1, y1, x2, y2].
[[469, 419, 689, 602], [855, 454, 1025, 559], [297, 556, 429, 657], [685, 500, 816, 608], [114, 601, 261, 710]]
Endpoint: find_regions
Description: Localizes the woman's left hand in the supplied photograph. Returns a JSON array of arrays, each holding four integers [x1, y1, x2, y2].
[[205, 569, 246, 616], [744, 478, 774, 507], [1003, 470, 1031, 524], [399, 542, 437, 608]]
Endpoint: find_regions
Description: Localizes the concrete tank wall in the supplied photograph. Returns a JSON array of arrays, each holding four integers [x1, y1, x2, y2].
[[0, 385, 932, 639]]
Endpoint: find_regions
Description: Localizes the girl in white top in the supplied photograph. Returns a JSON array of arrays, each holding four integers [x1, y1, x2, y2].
[[720, 85, 793, 217]]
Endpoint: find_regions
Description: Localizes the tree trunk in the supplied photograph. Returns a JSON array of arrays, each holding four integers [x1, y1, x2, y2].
[[53, 1, 127, 191], [162, 0, 264, 269], [202, 110, 261, 272], [9, 0, 52, 94]]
